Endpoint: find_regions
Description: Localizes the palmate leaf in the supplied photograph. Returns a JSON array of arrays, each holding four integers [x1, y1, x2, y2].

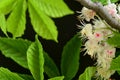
[[0, 38, 31, 69], [29, 0, 73, 18], [27, 36, 44, 80], [110, 55, 120, 71], [61, 34, 82, 80], [78, 67, 96, 80], [0, 0, 16, 14], [0, 13, 7, 36], [7, 0, 27, 38], [0, 37, 59, 78], [107, 33, 120, 48], [0, 67, 23, 80], [28, 0, 58, 42], [48, 76, 64, 80], [44, 52, 60, 78]]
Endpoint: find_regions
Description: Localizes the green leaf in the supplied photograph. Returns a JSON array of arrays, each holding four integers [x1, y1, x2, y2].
[[0, 0, 16, 14], [0, 38, 31, 69], [107, 33, 120, 48], [28, 0, 58, 42], [92, 0, 119, 5], [0, 13, 7, 36], [111, 0, 119, 3], [0, 38, 59, 78], [18, 74, 34, 80], [48, 76, 64, 80], [0, 67, 23, 80], [28, 0, 73, 18], [27, 36, 44, 80], [110, 55, 120, 70], [78, 67, 96, 80], [44, 52, 60, 78], [61, 34, 82, 80], [7, 0, 27, 38]]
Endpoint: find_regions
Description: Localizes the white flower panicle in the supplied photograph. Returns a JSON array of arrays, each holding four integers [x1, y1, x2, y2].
[[78, 2, 120, 79], [81, 19, 116, 80]]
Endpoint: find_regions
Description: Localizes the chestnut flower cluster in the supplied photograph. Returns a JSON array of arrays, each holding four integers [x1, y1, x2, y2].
[[81, 19, 116, 79], [79, 2, 120, 80]]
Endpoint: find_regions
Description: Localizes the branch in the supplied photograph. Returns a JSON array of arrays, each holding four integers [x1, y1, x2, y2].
[[77, 0, 120, 31]]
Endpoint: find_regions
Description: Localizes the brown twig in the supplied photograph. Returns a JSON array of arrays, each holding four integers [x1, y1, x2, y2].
[[77, 0, 120, 31]]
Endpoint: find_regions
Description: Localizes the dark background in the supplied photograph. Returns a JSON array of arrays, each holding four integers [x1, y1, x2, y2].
[[0, 0, 120, 80]]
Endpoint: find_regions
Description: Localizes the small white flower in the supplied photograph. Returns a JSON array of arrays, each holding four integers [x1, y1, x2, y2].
[[104, 3, 120, 20], [93, 20, 114, 38], [97, 67, 115, 79], [97, 53, 112, 68], [103, 43, 116, 58], [81, 7, 96, 21], [104, 3, 117, 17], [84, 39, 99, 57], [81, 24, 93, 38], [93, 31, 104, 41]]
